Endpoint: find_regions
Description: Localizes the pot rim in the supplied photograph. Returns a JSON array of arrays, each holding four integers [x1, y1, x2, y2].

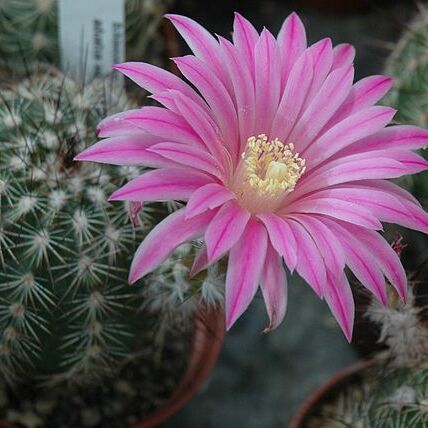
[[288, 359, 375, 428]]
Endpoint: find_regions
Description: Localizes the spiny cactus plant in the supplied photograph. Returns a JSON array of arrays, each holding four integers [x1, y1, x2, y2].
[[307, 286, 428, 428], [384, 3, 428, 203], [0, 0, 173, 74], [0, 66, 222, 393], [0, 65, 138, 385], [125, 0, 174, 63]]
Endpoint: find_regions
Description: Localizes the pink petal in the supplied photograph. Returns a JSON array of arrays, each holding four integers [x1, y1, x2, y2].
[[324, 218, 387, 305], [351, 181, 428, 233], [288, 214, 345, 274], [395, 199, 428, 234], [166, 14, 232, 94], [150, 91, 180, 112], [287, 197, 382, 229], [309, 186, 412, 227], [270, 50, 313, 142], [108, 168, 213, 202], [254, 28, 281, 134], [148, 142, 223, 178], [324, 269, 355, 342], [173, 56, 239, 163], [113, 62, 207, 112], [128, 201, 144, 227], [129, 208, 215, 283], [232, 12, 258, 77], [345, 223, 407, 301], [293, 155, 408, 199], [74, 135, 171, 168], [190, 244, 209, 277], [325, 75, 393, 129], [257, 212, 297, 272], [304, 106, 396, 167], [219, 36, 255, 149], [169, 90, 227, 164], [287, 219, 326, 297], [226, 219, 268, 329], [343, 125, 428, 155], [205, 200, 251, 262], [331, 43, 355, 70], [289, 65, 354, 152], [121, 106, 203, 147], [97, 109, 144, 138], [260, 243, 288, 332], [277, 12, 307, 89], [344, 150, 428, 175], [304, 38, 333, 108], [365, 179, 421, 206], [387, 151, 428, 174], [186, 183, 235, 219]]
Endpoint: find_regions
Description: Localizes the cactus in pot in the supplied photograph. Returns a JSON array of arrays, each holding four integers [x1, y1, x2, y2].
[[303, 283, 428, 428], [0, 66, 223, 425]]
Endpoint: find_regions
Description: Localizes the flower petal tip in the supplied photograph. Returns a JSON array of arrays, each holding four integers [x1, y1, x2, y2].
[[289, 11, 302, 22], [73, 153, 84, 161], [128, 272, 139, 285], [112, 63, 135, 75], [107, 192, 122, 202], [164, 13, 181, 23], [262, 323, 275, 334], [225, 312, 239, 331], [345, 330, 353, 343]]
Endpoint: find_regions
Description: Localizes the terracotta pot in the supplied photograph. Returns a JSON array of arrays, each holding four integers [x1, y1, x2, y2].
[[135, 307, 225, 427], [289, 359, 375, 428]]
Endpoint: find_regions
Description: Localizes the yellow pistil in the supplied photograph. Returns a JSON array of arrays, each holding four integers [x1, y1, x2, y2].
[[242, 134, 306, 196]]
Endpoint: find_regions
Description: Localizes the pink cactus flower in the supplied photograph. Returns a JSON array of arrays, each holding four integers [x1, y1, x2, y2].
[[76, 12, 428, 341]]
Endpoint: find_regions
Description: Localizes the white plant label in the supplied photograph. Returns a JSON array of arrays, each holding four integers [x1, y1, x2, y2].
[[58, 0, 125, 81]]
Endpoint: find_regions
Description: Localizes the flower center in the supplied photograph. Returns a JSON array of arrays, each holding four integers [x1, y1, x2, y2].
[[242, 134, 306, 197], [231, 134, 306, 214]]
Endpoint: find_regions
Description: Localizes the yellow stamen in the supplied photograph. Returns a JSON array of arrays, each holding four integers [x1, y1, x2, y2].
[[241, 134, 306, 196]]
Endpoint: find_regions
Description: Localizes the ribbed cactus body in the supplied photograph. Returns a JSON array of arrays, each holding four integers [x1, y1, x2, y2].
[[0, 67, 145, 384], [384, 4, 428, 202], [0, 0, 172, 73], [0, 67, 224, 388]]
